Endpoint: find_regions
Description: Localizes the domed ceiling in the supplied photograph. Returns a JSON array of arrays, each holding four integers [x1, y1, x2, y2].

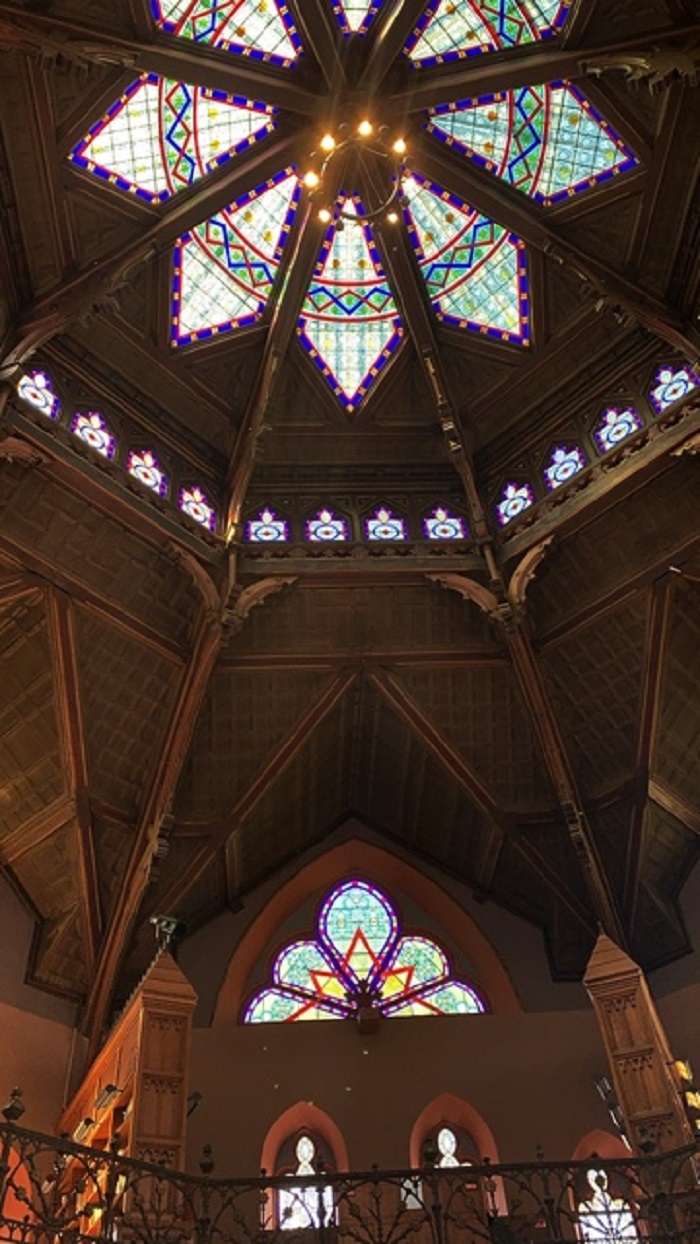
[[0, 0, 699, 1050]]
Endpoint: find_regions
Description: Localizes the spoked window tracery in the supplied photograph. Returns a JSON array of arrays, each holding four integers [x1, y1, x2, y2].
[[242, 879, 486, 1023]]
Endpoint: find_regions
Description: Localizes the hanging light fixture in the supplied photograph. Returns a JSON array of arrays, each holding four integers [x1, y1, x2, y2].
[[302, 120, 409, 225]]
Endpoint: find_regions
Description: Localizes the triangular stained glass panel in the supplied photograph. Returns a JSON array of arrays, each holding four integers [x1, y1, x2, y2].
[[297, 199, 403, 413], [403, 173, 529, 343], [172, 170, 300, 345], [332, 0, 383, 35], [71, 74, 275, 202], [429, 82, 638, 205], [151, 0, 301, 67], [405, 0, 570, 67]]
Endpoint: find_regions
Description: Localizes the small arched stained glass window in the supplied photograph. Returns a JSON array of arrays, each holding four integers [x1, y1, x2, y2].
[[242, 879, 486, 1023], [71, 412, 116, 460], [180, 485, 216, 530], [278, 1135, 335, 1230], [424, 506, 468, 540], [648, 365, 700, 414], [365, 507, 407, 541], [544, 445, 586, 491], [16, 370, 60, 419], [127, 449, 168, 496], [593, 407, 643, 454], [496, 482, 535, 526], [577, 1170, 639, 1243], [306, 509, 349, 542], [246, 507, 289, 542]]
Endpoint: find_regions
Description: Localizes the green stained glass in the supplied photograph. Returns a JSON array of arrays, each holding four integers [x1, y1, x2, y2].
[[403, 173, 528, 342], [429, 83, 638, 206], [151, 0, 301, 67], [242, 879, 487, 1023], [298, 199, 403, 411], [405, 1, 570, 67]]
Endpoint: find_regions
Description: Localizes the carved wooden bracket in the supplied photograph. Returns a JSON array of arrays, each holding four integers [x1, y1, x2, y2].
[[226, 575, 298, 633]]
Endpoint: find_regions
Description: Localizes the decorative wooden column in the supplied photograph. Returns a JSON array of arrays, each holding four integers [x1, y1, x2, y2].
[[59, 951, 197, 1169], [584, 931, 693, 1155]]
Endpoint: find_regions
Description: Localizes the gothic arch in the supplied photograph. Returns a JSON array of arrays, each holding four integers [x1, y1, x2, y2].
[[410, 1092, 507, 1215], [571, 1129, 631, 1161], [260, 1101, 349, 1174], [214, 839, 520, 1024]]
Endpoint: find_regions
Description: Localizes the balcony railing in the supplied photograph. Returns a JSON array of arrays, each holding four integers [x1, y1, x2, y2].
[[1, 1122, 698, 1244]]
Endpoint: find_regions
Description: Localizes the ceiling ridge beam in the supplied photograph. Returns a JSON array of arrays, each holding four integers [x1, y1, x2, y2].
[[46, 588, 102, 970], [357, 0, 431, 93], [623, 576, 673, 930], [82, 608, 223, 1057]]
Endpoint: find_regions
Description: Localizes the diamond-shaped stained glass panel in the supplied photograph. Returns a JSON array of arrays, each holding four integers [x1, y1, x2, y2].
[[151, 0, 301, 67], [429, 82, 638, 205], [71, 74, 275, 202], [172, 170, 299, 344], [405, 0, 570, 67], [403, 173, 529, 342], [298, 199, 403, 412]]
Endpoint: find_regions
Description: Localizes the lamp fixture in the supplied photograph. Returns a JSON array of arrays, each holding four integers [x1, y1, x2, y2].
[[302, 121, 409, 226]]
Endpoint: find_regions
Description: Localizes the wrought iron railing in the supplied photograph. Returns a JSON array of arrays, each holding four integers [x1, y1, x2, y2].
[[1, 1122, 698, 1244]]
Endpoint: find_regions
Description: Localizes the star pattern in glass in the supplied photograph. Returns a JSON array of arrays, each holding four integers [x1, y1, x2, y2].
[[403, 174, 529, 343], [172, 170, 300, 344], [151, 0, 301, 66], [429, 82, 639, 206], [496, 482, 535, 525], [71, 74, 276, 203], [405, 0, 570, 68], [243, 879, 486, 1022], [16, 371, 60, 419], [71, 412, 116, 459], [544, 445, 586, 490], [298, 199, 404, 412], [648, 365, 700, 414]]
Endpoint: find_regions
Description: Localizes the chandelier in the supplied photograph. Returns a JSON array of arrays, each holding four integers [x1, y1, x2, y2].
[[302, 120, 408, 226]]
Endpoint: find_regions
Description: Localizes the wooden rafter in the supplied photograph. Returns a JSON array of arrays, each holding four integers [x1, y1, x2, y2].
[[0, 793, 75, 867], [217, 649, 506, 671], [357, 0, 432, 93], [46, 589, 102, 969], [82, 609, 223, 1056], [649, 779, 700, 838], [624, 577, 673, 929], [287, 0, 345, 93], [147, 669, 358, 916]]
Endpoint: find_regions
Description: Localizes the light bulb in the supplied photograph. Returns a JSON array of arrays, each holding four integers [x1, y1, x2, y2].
[[320, 133, 335, 152], [318, 208, 332, 223], [392, 138, 407, 155], [357, 119, 373, 137], [303, 171, 320, 188], [386, 211, 399, 224]]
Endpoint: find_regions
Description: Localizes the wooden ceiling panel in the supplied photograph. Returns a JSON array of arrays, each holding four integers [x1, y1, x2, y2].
[[174, 668, 338, 821], [394, 665, 555, 812], [555, 191, 646, 271], [653, 577, 700, 809], [0, 596, 64, 836], [587, 799, 634, 906], [28, 905, 88, 999], [540, 596, 650, 796], [75, 606, 182, 813], [11, 818, 79, 921], [65, 190, 148, 268], [92, 813, 134, 926]]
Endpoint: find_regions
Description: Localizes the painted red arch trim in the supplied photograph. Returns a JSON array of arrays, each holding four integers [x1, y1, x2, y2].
[[261, 1101, 350, 1174], [213, 840, 520, 1024], [410, 1092, 507, 1216]]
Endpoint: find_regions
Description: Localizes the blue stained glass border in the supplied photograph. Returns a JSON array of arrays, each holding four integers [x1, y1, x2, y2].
[[332, 0, 384, 35], [404, 0, 571, 69], [150, 0, 303, 68]]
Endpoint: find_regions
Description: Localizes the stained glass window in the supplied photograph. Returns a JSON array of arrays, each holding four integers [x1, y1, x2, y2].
[[172, 170, 299, 344], [332, 0, 382, 34], [127, 449, 168, 495], [305, 509, 349, 542], [278, 1137, 335, 1229], [16, 370, 60, 419], [402, 173, 529, 343], [405, 0, 570, 68], [594, 407, 643, 454], [424, 506, 469, 539], [365, 507, 407, 540], [151, 0, 301, 67], [71, 75, 275, 203], [577, 1171, 639, 1243], [180, 486, 217, 529], [543, 445, 586, 490], [648, 364, 700, 414], [246, 507, 289, 541], [71, 412, 116, 459], [243, 879, 486, 1023], [428, 82, 638, 206], [496, 482, 535, 525], [298, 198, 404, 413]]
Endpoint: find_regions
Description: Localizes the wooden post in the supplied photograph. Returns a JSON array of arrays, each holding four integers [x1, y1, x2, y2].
[[584, 931, 694, 1155]]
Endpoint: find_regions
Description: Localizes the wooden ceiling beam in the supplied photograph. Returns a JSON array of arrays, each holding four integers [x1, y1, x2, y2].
[[46, 589, 102, 970], [148, 668, 357, 915], [0, 793, 75, 866], [23, 60, 75, 278], [0, 4, 318, 114], [649, 778, 700, 838], [83, 608, 223, 1058], [357, 0, 432, 94], [624, 577, 673, 930], [387, 22, 700, 109], [286, 0, 345, 93], [217, 649, 506, 670]]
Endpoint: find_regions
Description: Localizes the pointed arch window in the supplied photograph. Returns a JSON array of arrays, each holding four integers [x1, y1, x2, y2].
[[305, 509, 349, 542], [180, 486, 216, 530], [577, 1169, 639, 1243], [246, 507, 290, 542], [277, 1134, 336, 1230], [365, 507, 407, 541], [242, 879, 486, 1023], [71, 412, 116, 460], [423, 506, 469, 540], [16, 370, 60, 419], [127, 449, 168, 495]]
